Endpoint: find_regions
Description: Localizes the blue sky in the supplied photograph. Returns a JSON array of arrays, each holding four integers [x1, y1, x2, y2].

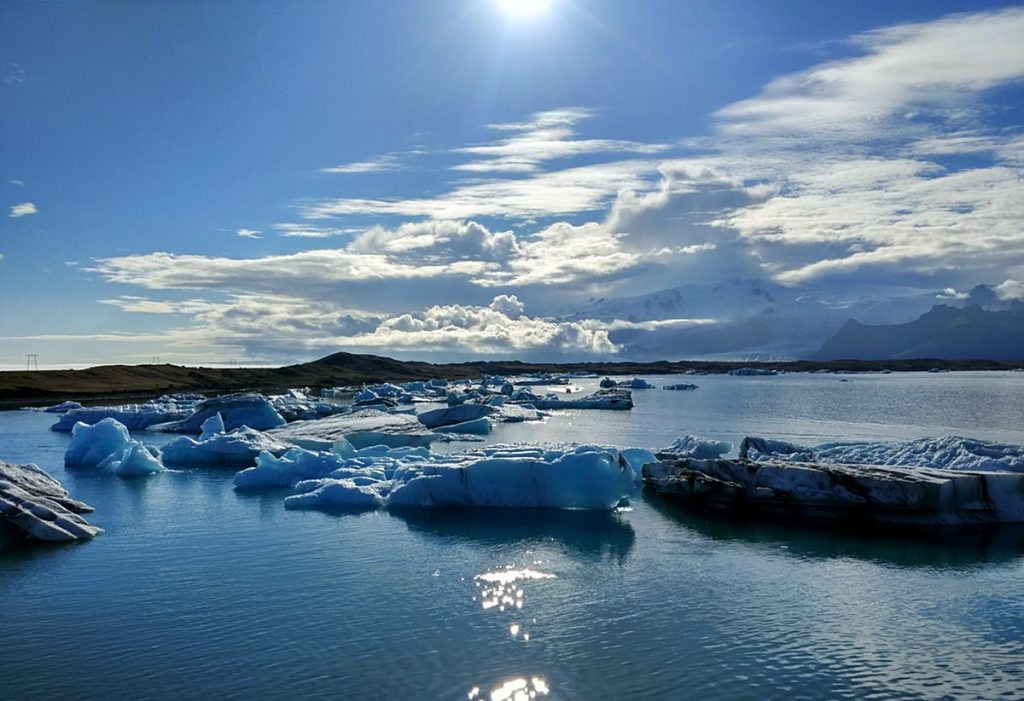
[[2, 0, 1023, 367]]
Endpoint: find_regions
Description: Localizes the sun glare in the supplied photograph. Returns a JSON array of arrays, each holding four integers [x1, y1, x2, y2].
[[496, 0, 552, 19]]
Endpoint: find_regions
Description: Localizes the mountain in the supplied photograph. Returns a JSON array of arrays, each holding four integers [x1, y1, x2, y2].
[[815, 305, 1024, 360], [559, 279, 941, 359]]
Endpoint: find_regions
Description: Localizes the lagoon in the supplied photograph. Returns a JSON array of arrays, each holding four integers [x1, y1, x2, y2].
[[2, 372, 1024, 700]]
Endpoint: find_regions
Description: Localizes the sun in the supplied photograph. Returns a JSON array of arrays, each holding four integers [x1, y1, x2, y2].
[[495, 0, 552, 19]]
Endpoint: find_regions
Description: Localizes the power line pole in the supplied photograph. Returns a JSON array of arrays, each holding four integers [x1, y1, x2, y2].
[[25, 354, 38, 371]]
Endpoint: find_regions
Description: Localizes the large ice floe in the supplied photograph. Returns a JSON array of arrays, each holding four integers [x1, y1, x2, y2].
[[643, 435, 1024, 527], [513, 388, 634, 411], [0, 460, 103, 542], [51, 399, 194, 432], [740, 435, 1024, 473], [64, 418, 164, 475], [268, 409, 436, 450], [148, 393, 286, 433], [160, 414, 292, 467], [235, 443, 655, 512]]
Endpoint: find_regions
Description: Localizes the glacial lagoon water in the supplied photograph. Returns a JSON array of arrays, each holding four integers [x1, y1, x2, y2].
[[2, 372, 1024, 700]]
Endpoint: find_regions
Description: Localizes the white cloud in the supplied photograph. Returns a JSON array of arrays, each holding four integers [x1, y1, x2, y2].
[[9, 202, 37, 217], [273, 223, 363, 238], [995, 279, 1024, 301], [236, 228, 262, 239], [453, 107, 670, 173], [8, 179, 24, 186], [321, 154, 406, 174]]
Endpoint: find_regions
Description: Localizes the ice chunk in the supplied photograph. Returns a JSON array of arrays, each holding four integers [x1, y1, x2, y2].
[[269, 409, 436, 449], [51, 402, 190, 432], [418, 404, 495, 429], [263, 443, 640, 512], [63, 418, 163, 475], [96, 442, 165, 476], [42, 400, 83, 413], [148, 393, 286, 433], [0, 460, 103, 542], [660, 436, 732, 460], [740, 435, 1024, 473], [524, 388, 633, 411], [161, 427, 292, 468], [199, 413, 225, 441], [643, 455, 1024, 527], [663, 383, 699, 391]]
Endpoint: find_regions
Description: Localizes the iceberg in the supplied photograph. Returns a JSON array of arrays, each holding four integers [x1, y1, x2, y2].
[[43, 400, 83, 413], [51, 402, 191, 432], [600, 377, 654, 389], [642, 454, 1024, 527], [0, 460, 103, 542], [161, 422, 292, 468], [418, 403, 495, 429], [64, 418, 164, 476], [663, 383, 699, 391], [282, 444, 640, 512], [739, 435, 1024, 473], [268, 409, 436, 449], [660, 436, 732, 460], [523, 388, 633, 411], [147, 393, 287, 433]]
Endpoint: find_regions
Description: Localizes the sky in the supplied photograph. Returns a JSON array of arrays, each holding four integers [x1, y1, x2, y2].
[[2, 0, 1023, 368]]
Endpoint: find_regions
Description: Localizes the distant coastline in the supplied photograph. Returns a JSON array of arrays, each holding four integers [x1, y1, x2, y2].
[[2, 351, 1023, 409]]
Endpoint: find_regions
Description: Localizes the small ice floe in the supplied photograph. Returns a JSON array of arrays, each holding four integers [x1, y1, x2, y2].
[[663, 383, 699, 391], [0, 460, 103, 542], [515, 388, 633, 411], [600, 377, 654, 389]]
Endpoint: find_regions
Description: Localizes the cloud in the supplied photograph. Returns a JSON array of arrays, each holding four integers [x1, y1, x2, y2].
[[303, 159, 661, 220], [9, 202, 37, 217], [236, 228, 261, 239], [453, 107, 670, 173], [8, 179, 24, 186], [715, 7, 1024, 141], [321, 154, 406, 174], [273, 223, 363, 238], [995, 279, 1024, 301]]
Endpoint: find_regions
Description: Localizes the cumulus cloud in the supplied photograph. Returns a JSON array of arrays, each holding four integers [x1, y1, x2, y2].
[[9, 202, 36, 217], [995, 279, 1024, 301]]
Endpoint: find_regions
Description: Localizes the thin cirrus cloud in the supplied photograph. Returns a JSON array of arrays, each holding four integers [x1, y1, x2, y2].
[[236, 228, 262, 238], [320, 153, 406, 174]]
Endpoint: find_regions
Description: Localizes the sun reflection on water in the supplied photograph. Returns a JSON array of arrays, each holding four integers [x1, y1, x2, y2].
[[468, 676, 551, 700]]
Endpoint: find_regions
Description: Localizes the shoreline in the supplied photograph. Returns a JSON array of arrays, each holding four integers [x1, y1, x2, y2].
[[2, 351, 1022, 409]]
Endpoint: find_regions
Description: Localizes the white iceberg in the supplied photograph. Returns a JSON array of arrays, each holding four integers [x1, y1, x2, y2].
[[0, 460, 103, 541], [161, 419, 292, 468], [64, 418, 164, 475], [51, 402, 190, 432]]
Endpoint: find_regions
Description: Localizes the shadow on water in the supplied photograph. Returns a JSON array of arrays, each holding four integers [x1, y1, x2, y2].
[[392, 507, 636, 564], [644, 490, 1024, 569]]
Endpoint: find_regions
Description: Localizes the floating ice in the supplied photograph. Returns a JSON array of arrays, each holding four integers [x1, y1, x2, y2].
[[524, 388, 633, 411], [659, 436, 732, 460], [161, 425, 292, 468], [148, 393, 287, 433], [0, 460, 103, 542], [418, 404, 494, 429], [269, 409, 436, 450], [740, 435, 1024, 473], [42, 400, 82, 413], [663, 383, 699, 391], [239, 443, 640, 511], [51, 402, 191, 432], [600, 377, 654, 389], [64, 418, 164, 475]]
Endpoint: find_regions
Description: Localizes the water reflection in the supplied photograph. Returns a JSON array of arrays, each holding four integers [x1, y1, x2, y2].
[[395, 507, 636, 564], [645, 491, 1024, 568], [468, 676, 550, 700]]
